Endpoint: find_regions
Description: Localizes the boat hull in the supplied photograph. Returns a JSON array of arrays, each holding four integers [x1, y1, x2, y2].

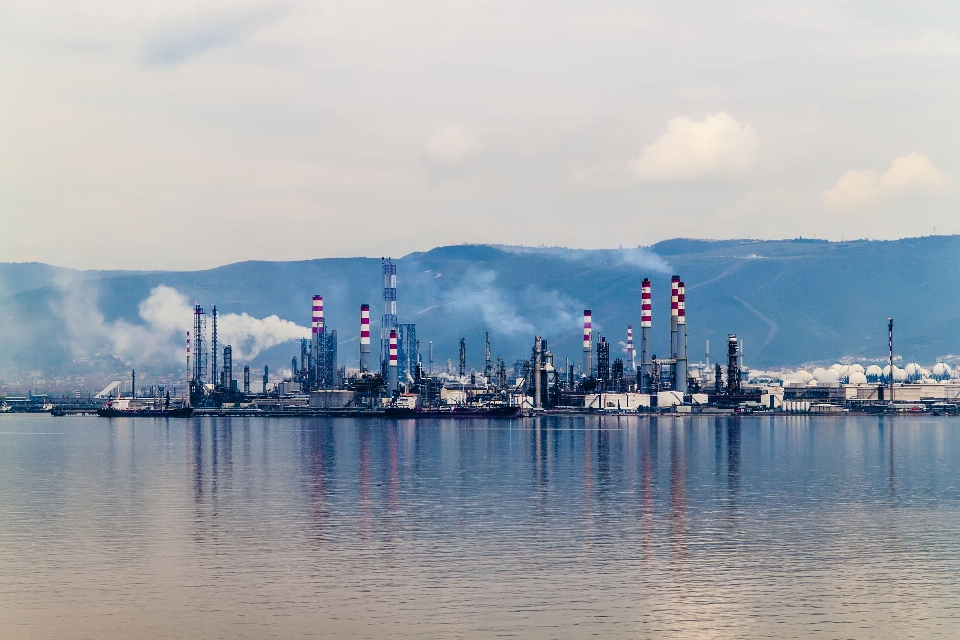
[[97, 407, 194, 418], [384, 406, 519, 419]]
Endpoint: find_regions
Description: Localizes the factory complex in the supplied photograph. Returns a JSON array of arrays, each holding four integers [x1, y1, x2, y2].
[[121, 259, 959, 418]]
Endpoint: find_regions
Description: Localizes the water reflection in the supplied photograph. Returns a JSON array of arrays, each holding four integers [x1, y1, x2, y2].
[[669, 423, 688, 559], [4, 415, 960, 639], [728, 417, 741, 500]]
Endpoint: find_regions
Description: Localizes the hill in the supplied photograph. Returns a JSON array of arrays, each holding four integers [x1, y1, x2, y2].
[[1, 236, 957, 384]]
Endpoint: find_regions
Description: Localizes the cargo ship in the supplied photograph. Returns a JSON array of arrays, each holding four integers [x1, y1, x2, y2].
[[97, 397, 193, 418]]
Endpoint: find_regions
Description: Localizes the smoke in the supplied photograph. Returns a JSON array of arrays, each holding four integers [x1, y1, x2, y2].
[[439, 270, 536, 336], [53, 278, 308, 366], [495, 245, 672, 273], [216, 311, 309, 361]]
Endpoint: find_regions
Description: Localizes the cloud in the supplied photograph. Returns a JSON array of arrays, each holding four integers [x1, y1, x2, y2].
[[425, 126, 482, 164], [143, 4, 289, 65], [575, 112, 759, 188], [630, 112, 759, 182], [824, 152, 952, 209]]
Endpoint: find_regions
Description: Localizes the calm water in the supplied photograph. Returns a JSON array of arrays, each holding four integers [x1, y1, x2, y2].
[[2, 414, 960, 639]]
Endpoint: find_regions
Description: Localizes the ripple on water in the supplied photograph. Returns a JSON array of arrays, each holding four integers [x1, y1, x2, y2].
[[1, 415, 960, 638]]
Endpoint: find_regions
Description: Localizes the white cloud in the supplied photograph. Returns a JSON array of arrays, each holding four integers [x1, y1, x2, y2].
[[629, 112, 759, 182], [425, 126, 482, 164], [574, 112, 759, 189], [824, 152, 952, 210]]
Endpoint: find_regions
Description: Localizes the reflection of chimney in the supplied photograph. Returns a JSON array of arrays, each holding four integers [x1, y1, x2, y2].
[[582, 310, 593, 377], [359, 304, 371, 372], [641, 279, 651, 393], [677, 281, 687, 393]]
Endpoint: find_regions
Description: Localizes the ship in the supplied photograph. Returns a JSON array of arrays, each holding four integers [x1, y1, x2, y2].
[[96, 396, 194, 418], [383, 405, 519, 419]]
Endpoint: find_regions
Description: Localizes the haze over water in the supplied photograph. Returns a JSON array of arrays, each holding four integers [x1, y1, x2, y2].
[[2, 415, 960, 639]]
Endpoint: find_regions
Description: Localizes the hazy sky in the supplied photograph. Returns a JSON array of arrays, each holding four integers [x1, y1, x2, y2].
[[3, 1, 960, 269]]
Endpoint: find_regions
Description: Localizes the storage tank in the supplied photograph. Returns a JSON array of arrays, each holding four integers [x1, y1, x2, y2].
[[848, 371, 868, 385]]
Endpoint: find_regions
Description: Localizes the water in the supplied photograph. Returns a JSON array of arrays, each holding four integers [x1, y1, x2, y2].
[[2, 414, 960, 638]]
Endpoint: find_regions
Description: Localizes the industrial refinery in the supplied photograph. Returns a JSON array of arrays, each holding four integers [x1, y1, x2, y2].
[[79, 258, 950, 418]]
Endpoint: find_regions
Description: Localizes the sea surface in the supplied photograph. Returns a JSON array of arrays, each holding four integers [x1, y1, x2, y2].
[[2, 414, 960, 639]]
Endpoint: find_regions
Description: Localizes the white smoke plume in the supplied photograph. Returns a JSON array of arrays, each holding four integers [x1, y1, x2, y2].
[[54, 278, 308, 365]]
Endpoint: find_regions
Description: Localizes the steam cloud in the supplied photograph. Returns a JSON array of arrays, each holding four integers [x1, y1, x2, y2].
[[55, 277, 308, 365]]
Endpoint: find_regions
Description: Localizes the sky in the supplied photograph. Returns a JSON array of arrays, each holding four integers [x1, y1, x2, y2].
[[2, 1, 960, 270]]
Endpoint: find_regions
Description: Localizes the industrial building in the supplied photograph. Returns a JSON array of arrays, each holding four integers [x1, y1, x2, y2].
[[165, 260, 960, 417]]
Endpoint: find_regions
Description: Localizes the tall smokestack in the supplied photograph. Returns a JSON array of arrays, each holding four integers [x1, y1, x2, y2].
[[670, 275, 680, 359], [888, 318, 894, 402], [626, 325, 634, 373], [641, 279, 652, 393], [359, 304, 371, 372], [534, 336, 543, 408], [381, 258, 398, 375], [676, 281, 688, 393], [388, 329, 398, 393], [583, 310, 593, 378], [312, 295, 323, 388]]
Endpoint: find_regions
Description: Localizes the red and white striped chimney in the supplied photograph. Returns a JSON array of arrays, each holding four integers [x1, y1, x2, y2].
[[359, 304, 371, 372], [583, 310, 592, 350], [360, 304, 370, 344], [312, 295, 324, 335], [678, 282, 685, 326], [670, 275, 680, 359], [640, 278, 652, 392], [582, 310, 593, 377], [627, 325, 634, 371], [677, 281, 688, 393], [387, 329, 399, 391], [641, 279, 652, 328]]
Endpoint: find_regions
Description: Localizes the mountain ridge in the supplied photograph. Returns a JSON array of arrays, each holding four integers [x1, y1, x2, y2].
[[1, 236, 958, 382]]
